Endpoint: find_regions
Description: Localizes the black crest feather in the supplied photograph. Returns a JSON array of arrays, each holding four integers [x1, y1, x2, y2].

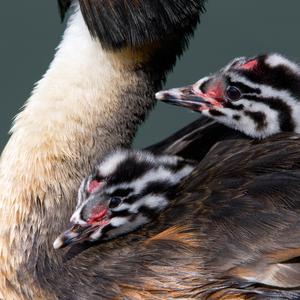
[[57, 0, 206, 50], [58, 0, 72, 21]]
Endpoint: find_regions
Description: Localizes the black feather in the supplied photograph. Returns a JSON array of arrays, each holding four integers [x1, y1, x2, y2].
[[59, 0, 206, 49], [57, 0, 72, 21]]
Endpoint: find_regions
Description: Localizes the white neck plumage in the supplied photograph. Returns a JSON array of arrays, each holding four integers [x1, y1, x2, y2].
[[0, 6, 157, 299]]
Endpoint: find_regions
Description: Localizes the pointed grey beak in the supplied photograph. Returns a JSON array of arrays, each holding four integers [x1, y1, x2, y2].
[[53, 223, 94, 249], [155, 85, 213, 111]]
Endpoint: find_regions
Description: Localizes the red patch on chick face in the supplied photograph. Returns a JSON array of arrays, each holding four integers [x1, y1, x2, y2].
[[240, 59, 258, 70], [88, 180, 103, 194], [199, 81, 225, 107], [88, 207, 109, 225], [205, 83, 223, 99]]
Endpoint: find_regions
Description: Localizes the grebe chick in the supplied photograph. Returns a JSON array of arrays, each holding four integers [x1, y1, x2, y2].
[[157, 53, 300, 139], [53, 149, 195, 249]]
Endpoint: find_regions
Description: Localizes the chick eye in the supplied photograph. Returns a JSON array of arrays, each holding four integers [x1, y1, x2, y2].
[[226, 86, 242, 101], [109, 197, 122, 209]]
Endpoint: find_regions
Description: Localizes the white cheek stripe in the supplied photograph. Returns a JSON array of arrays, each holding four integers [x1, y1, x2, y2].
[[110, 217, 128, 227], [108, 215, 149, 239], [98, 150, 129, 177], [90, 227, 103, 241], [112, 203, 132, 212], [155, 155, 181, 165], [129, 195, 168, 213], [76, 178, 88, 208], [266, 54, 300, 75]]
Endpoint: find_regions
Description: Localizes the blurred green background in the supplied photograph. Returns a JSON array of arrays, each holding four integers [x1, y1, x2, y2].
[[1, 1, 300, 150]]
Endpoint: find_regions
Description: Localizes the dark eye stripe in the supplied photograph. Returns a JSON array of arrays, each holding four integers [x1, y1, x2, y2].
[[246, 95, 295, 132], [223, 102, 244, 110], [109, 188, 134, 198], [226, 77, 261, 94], [80, 207, 86, 222], [111, 210, 133, 218], [244, 111, 267, 131], [124, 195, 140, 205], [209, 109, 226, 117]]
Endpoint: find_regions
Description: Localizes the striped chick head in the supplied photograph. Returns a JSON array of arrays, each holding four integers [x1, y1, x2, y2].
[[157, 53, 300, 138], [53, 149, 194, 249]]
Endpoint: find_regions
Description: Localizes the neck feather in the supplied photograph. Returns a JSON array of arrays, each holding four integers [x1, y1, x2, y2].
[[0, 7, 162, 299]]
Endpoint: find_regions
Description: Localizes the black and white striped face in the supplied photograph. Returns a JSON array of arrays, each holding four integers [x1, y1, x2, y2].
[[53, 149, 194, 249], [156, 53, 300, 138]]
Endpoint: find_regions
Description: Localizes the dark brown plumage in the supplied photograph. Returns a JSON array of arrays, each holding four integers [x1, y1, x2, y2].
[[33, 119, 300, 299]]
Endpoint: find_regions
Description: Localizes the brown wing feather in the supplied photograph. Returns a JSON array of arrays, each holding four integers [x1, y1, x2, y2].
[[190, 134, 300, 298], [47, 131, 300, 299]]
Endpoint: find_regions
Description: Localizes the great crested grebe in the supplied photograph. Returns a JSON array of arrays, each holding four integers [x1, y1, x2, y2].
[[0, 0, 206, 299], [2, 1, 300, 299]]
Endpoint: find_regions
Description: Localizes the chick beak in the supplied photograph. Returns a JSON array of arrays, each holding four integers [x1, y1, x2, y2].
[[156, 84, 224, 111], [53, 223, 94, 249]]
